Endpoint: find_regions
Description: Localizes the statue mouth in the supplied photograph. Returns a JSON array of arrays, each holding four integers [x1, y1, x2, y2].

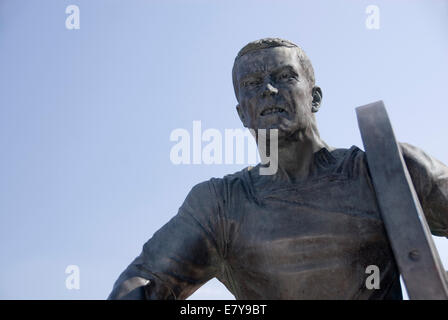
[[260, 106, 287, 116]]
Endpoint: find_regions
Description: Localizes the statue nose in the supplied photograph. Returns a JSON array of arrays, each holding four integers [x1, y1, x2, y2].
[[262, 83, 278, 97]]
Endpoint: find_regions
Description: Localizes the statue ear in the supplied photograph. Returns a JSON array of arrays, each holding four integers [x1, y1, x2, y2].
[[236, 104, 248, 127], [311, 86, 323, 113]]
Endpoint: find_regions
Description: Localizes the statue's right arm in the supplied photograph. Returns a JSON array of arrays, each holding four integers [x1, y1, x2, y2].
[[108, 276, 154, 300], [107, 180, 225, 300]]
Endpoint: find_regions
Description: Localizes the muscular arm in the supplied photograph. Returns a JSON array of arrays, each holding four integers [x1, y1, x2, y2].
[[108, 181, 225, 299], [401, 142, 448, 238]]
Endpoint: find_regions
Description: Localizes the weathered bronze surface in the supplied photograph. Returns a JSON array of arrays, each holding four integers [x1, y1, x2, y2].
[[357, 101, 448, 299], [108, 38, 448, 300]]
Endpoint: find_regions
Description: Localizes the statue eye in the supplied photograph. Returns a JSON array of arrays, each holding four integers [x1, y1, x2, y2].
[[243, 79, 261, 87], [276, 71, 298, 83], [279, 72, 291, 80]]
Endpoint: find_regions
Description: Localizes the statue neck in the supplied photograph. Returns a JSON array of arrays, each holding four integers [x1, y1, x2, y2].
[[258, 123, 331, 183]]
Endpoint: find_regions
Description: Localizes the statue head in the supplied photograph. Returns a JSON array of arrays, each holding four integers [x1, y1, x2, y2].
[[232, 38, 322, 140]]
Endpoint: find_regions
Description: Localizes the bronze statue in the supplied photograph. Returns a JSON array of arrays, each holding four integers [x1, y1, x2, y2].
[[108, 38, 448, 300]]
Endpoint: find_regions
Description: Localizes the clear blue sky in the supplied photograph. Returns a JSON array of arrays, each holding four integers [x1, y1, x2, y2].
[[0, 0, 447, 299]]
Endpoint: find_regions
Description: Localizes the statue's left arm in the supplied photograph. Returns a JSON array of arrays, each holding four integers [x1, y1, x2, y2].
[[400, 142, 448, 238]]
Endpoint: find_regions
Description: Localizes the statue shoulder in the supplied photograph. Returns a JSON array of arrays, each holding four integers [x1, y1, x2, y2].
[[185, 167, 254, 213], [325, 145, 368, 178], [398, 142, 447, 194], [329, 145, 364, 159]]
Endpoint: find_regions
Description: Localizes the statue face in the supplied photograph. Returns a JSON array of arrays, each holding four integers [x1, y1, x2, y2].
[[234, 46, 316, 139]]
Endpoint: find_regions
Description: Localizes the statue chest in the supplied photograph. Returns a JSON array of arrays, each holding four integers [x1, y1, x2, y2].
[[221, 174, 395, 299]]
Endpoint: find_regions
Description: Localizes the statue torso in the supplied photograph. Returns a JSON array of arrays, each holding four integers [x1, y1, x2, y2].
[[214, 146, 402, 299]]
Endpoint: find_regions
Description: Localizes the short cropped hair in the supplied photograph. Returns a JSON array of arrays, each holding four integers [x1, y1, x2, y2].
[[232, 38, 315, 100]]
